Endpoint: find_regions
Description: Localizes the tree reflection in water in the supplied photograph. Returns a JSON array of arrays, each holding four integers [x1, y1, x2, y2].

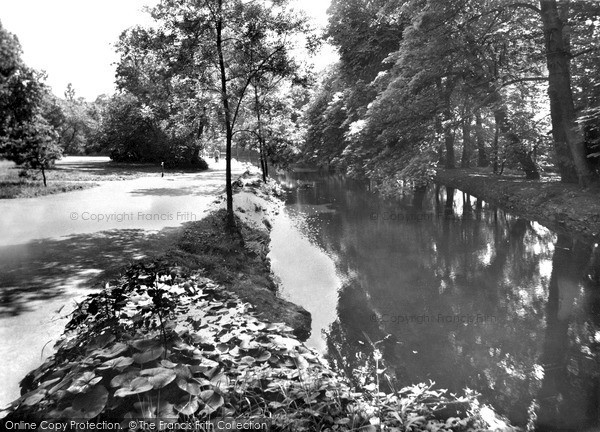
[[275, 171, 600, 430]]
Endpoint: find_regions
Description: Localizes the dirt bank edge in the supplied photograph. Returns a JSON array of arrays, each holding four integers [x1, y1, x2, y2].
[[435, 169, 600, 240], [166, 170, 312, 340]]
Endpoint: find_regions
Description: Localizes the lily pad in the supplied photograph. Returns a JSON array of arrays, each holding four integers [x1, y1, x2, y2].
[[131, 339, 162, 351], [140, 367, 176, 389], [209, 372, 230, 391], [98, 356, 134, 371], [176, 378, 203, 396], [71, 385, 108, 419], [110, 370, 139, 388], [23, 391, 45, 407], [174, 364, 193, 380], [254, 348, 272, 362], [240, 355, 255, 364], [67, 372, 102, 394], [133, 346, 164, 364], [199, 390, 224, 414], [174, 396, 200, 416], [93, 342, 128, 359], [114, 377, 153, 397], [87, 332, 116, 351], [161, 359, 177, 368]]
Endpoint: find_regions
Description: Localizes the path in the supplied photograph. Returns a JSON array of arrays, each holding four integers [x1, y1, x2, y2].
[[0, 157, 245, 408]]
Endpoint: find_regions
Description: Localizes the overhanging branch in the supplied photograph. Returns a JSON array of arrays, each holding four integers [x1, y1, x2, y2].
[[506, 2, 541, 15], [501, 76, 548, 87], [570, 46, 600, 59]]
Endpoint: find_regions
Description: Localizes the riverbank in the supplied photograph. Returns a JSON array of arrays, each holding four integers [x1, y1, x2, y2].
[[0, 169, 515, 431], [164, 172, 312, 340], [435, 168, 600, 240]]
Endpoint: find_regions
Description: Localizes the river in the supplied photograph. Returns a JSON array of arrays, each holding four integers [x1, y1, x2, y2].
[[269, 170, 600, 431]]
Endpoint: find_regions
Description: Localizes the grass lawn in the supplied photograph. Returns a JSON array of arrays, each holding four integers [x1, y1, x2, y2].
[[0, 160, 98, 199], [0, 156, 210, 199]]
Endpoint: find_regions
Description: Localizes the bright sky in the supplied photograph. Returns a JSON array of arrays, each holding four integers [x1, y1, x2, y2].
[[0, 0, 335, 101]]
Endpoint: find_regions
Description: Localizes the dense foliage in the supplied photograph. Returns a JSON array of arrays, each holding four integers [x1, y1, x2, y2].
[[301, 0, 600, 190]]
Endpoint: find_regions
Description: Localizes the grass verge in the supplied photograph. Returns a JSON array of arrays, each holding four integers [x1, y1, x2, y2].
[[0, 179, 95, 198]]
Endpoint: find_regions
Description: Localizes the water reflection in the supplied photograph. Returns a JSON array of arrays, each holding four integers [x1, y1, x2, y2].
[[273, 171, 600, 431]]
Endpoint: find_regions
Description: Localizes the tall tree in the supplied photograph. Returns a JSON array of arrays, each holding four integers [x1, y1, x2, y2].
[[539, 0, 594, 186], [144, 0, 308, 227]]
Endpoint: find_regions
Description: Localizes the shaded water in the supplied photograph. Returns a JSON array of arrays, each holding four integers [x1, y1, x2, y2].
[[270, 171, 600, 431]]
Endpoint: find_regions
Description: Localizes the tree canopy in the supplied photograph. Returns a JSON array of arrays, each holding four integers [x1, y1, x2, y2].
[[301, 0, 600, 189]]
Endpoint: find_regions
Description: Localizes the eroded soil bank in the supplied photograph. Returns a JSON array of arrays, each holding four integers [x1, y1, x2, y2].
[[436, 169, 600, 240], [165, 172, 312, 340]]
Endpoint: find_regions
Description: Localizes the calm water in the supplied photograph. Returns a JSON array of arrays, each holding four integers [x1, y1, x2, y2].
[[270, 171, 600, 431]]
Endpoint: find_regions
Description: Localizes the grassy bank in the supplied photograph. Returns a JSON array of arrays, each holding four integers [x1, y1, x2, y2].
[[0, 172, 513, 431], [436, 168, 600, 240], [0, 160, 95, 198]]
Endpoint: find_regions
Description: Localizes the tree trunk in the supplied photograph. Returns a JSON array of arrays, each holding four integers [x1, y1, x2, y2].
[[41, 165, 47, 187], [494, 107, 540, 180], [254, 85, 268, 183], [475, 110, 488, 167], [435, 115, 445, 165], [492, 116, 500, 174], [445, 126, 455, 169], [539, 0, 593, 186], [216, 2, 235, 228], [264, 152, 269, 178], [193, 106, 207, 165], [438, 79, 455, 169], [461, 103, 473, 168]]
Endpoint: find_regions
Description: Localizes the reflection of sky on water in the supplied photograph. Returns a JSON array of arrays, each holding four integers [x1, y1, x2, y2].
[[269, 207, 342, 353]]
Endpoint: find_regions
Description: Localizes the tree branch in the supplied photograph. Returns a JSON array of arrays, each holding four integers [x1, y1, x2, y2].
[[501, 76, 548, 87], [232, 129, 261, 139], [231, 44, 287, 128], [570, 46, 600, 59], [506, 2, 541, 15]]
